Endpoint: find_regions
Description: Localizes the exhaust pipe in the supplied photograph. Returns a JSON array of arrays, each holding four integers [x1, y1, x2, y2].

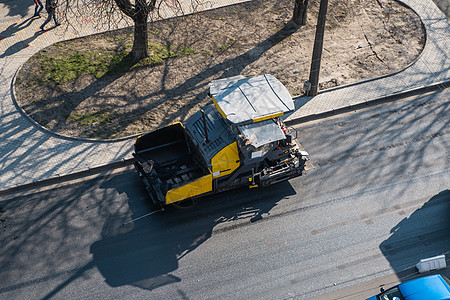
[[201, 109, 210, 143]]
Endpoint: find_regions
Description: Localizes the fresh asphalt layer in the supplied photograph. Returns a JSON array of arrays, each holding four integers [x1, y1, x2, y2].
[[0, 0, 449, 192], [1, 89, 448, 299]]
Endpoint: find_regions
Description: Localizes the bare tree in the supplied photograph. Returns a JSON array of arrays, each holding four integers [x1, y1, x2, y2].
[[293, 0, 308, 25], [114, 0, 155, 59], [59, 0, 200, 60]]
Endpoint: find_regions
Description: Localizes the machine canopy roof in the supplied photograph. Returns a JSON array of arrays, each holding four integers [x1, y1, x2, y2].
[[210, 74, 294, 125]]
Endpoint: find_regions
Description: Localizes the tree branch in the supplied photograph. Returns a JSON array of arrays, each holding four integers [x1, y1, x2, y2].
[[114, 0, 135, 18], [146, 0, 157, 11]]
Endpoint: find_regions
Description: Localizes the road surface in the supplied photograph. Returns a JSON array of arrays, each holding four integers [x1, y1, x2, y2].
[[0, 88, 449, 299]]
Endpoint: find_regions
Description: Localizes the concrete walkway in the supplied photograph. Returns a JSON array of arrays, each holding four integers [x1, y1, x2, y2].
[[286, 0, 450, 122], [0, 0, 449, 192], [0, 0, 250, 191]]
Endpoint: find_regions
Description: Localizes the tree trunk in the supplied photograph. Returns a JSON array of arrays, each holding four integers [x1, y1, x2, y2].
[[293, 0, 308, 26], [308, 0, 328, 96], [131, 0, 149, 60]]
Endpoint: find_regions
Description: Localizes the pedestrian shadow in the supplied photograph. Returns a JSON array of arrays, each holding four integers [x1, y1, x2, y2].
[[0, 15, 39, 42], [0, 27, 44, 58], [89, 172, 296, 290], [1, 1, 33, 19], [379, 190, 450, 275]]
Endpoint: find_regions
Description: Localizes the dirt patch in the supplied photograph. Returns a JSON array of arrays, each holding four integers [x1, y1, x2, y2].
[[15, 0, 425, 139]]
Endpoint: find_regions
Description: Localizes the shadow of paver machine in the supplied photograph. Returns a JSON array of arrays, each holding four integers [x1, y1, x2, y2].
[[133, 74, 310, 207]]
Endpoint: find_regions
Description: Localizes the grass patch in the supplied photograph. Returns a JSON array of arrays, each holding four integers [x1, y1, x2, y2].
[[218, 37, 236, 53], [201, 49, 213, 56], [39, 42, 199, 85], [66, 110, 111, 127], [181, 47, 197, 55], [40, 51, 111, 84]]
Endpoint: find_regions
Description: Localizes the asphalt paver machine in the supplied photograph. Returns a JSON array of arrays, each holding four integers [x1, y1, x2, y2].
[[133, 74, 310, 207]]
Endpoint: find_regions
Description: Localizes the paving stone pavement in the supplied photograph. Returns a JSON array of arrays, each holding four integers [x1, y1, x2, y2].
[[0, 0, 449, 192], [0, 0, 250, 191], [286, 0, 450, 121]]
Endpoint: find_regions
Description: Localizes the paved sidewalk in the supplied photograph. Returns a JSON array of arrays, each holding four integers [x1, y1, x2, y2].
[[0, 0, 249, 191], [0, 0, 449, 192], [286, 0, 450, 122]]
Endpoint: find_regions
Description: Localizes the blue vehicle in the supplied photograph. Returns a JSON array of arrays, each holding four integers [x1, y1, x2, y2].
[[367, 274, 450, 300]]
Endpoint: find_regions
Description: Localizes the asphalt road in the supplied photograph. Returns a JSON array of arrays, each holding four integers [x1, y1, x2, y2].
[[0, 88, 449, 300]]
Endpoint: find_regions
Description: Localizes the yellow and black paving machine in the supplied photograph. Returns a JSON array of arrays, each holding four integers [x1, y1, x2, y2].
[[133, 74, 309, 207]]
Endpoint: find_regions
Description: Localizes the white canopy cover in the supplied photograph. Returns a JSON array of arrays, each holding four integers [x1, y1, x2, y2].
[[209, 74, 294, 125]]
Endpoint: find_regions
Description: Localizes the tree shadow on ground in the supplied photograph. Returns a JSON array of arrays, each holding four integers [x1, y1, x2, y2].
[[18, 18, 300, 139], [380, 190, 450, 275], [295, 88, 450, 208], [90, 173, 296, 290]]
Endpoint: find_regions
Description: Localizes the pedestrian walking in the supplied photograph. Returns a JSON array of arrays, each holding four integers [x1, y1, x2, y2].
[[33, 0, 44, 17], [40, 0, 60, 30]]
